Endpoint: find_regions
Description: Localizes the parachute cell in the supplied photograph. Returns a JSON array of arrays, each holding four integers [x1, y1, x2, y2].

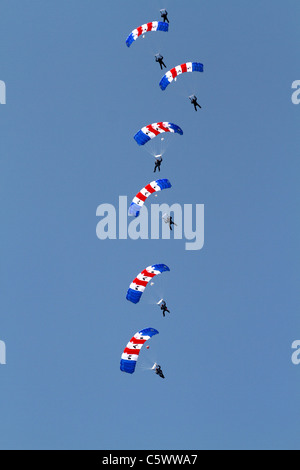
[[120, 328, 159, 374], [126, 22, 169, 48], [129, 179, 172, 218], [159, 62, 204, 91], [126, 264, 170, 304], [134, 122, 183, 146]]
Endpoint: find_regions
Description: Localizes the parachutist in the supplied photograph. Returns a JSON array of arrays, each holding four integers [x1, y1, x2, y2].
[[160, 9, 169, 24], [189, 95, 202, 112], [154, 157, 163, 173], [169, 216, 175, 231], [155, 54, 167, 70], [160, 300, 170, 317], [155, 364, 165, 379]]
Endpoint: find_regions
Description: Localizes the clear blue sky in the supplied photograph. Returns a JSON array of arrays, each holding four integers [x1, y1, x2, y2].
[[0, 0, 299, 450]]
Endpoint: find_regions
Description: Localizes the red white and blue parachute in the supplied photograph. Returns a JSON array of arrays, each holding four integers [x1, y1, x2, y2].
[[126, 264, 170, 304], [129, 179, 172, 218], [134, 122, 183, 146], [126, 22, 169, 48], [120, 328, 159, 374], [159, 62, 204, 90]]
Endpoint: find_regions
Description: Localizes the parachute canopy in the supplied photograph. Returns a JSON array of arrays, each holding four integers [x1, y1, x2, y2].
[[134, 122, 183, 146], [126, 264, 170, 304], [126, 21, 169, 48], [129, 179, 172, 218], [120, 328, 159, 374], [159, 62, 204, 91]]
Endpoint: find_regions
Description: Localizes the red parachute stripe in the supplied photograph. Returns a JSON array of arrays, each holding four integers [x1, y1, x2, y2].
[[144, 184, 156, 194], [170, 68, 178, 79], [136, 192, 147, 202], [157, 122, 170, 132], [133, 278, 148, 287], [181, 63, 187, 73], [141, 269, 156, 278], [131, 337, 147, 345], [147, 125, 160, 136], [124, 347, 141, 355]]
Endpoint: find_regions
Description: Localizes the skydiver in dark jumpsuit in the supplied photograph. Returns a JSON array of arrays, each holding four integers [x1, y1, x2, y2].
[[155, 365, 165, 379], [154, 157, 162, 173], [160, 300, 170, 317], [155, 54, 167, 70], [169, 216, 175, 231], [160, 9, 170, 24], [190, 95, 202, 112]]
